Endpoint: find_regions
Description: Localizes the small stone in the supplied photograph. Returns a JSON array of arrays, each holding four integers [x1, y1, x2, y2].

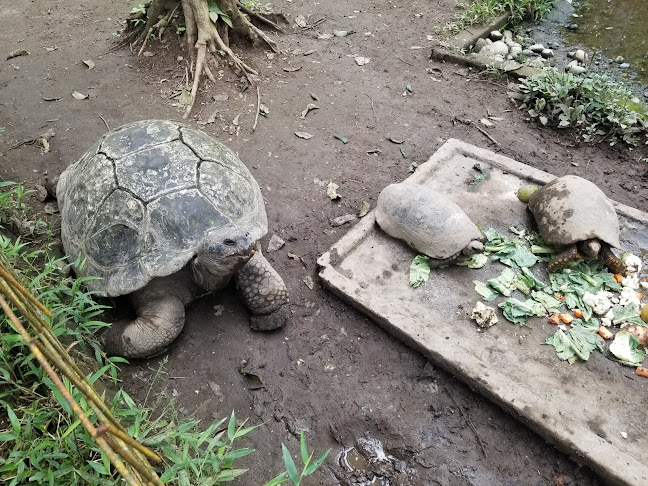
[[574, 49, 587, 62], [570, 65, 587, 74], [614, 56, 624, 63], [541, 49, 554, 58], [479, 40, 509, 58], [643, 89, 648, 98], [566, 61, 578, 72], [567, 23, 579, 31], [474, 38, 488, 53], [529, 58, 545, 69], [485, 38, 493, 45], [490, 30, 503, 41], [503, 30, 513, 40], [529, 44, 545, 53], [267, 234, 285, 252], [619, 62, 630, 69], [509, 46, 522, 57], [522, 49, 534, 56]]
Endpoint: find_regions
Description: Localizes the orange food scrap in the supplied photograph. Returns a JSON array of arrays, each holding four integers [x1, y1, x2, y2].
[[553, 292, 566, 302], [560, 313, 574, 324], [635, 367, 648, 378], [548, 314, 561, 325], [613, 273, 623, 283], [573, 309, 583, 319], [598, 326, 614, 340], [637, 293, 643, 301]]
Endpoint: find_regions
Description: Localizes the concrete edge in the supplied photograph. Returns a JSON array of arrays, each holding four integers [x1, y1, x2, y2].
[[447, 12, 511, 50]]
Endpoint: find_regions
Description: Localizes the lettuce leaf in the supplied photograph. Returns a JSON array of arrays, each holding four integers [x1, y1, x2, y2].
[[609, 331, 645, 366], [409, 255, 430, 288]]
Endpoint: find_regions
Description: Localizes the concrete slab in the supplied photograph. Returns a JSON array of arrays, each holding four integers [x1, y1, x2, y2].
[[318, 139, 648, 486]]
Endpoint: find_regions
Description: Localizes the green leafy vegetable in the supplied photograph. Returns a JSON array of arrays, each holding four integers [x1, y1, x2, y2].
[[488, 267, 516, 296], [474, 280, 498, 301], [483, 228, 538, 268], [612, 303, 645, 327], [409, 255, 430, 288], [609, 331, 645, 366], [498, 298, 545, 324], [457, 253, 488, 269], [545, 323, 604, 364], [531, 291, 562, 314]]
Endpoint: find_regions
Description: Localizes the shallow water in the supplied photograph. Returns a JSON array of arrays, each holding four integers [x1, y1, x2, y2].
[[566, 0, 648, 84]]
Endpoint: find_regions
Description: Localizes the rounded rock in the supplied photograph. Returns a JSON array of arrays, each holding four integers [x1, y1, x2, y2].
[[541, 49, 554, 59], [490, 30, 504, 41], [479, 40, 509, 58], [474, 38, 488, 53], [573, 49, 587, 62], [529, 44, 545, 53]]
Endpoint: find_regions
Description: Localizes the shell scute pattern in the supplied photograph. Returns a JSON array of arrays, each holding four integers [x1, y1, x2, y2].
[[57, 120, 268, 298], [115, 140, 198, 201]]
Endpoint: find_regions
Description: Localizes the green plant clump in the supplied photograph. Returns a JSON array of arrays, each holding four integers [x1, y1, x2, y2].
[[443, 0, 556, 34], [519, 69, 648, 145]]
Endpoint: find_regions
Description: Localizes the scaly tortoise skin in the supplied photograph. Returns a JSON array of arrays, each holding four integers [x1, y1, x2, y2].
[[527, 175, 626, 274], [57, 120, 290, 358]]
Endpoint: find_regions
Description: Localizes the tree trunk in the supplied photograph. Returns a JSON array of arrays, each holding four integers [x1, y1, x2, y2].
[[123, 0, 280, 117]]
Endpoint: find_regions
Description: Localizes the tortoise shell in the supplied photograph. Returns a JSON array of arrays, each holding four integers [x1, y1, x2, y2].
[[527, 175, 620, 249], [57, 120, 267, 297]]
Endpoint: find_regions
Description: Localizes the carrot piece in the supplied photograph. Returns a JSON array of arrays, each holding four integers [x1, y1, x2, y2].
[[598, 326, 614, 340], [573, 308, 583, 319], [613, 273, 623, 283], [637, 293, 643, 301], [635, 367, 648, 378], [560, 313, 574, 324], [548, 314, 561, 325], [553, 292, 566, 302]]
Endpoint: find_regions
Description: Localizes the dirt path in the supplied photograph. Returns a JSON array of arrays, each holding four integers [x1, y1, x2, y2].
[[2, 0, 646, 484]]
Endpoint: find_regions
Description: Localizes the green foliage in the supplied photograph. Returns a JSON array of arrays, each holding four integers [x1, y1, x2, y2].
[[264, 431, 331, 486], [208, 1, 233, 29], [0, 182, 52, 239], [242, 0, 274, 13], [519, 68, 648, 145], [443, 0, 556, 34]]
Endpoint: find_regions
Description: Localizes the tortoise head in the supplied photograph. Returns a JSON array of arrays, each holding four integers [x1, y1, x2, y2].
[[193, 226, 256, 289]]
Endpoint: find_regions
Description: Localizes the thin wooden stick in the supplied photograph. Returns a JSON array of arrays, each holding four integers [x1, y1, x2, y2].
[[253, 86, 261, 132]]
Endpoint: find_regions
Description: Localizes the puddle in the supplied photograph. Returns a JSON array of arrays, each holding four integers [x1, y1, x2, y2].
[[522, 0, 648, 94], [337, 438, 394, 486], [565, 0, 648, 85]]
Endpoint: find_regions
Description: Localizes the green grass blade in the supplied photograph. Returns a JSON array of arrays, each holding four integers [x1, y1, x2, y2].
[[281, 443, 299, 485]]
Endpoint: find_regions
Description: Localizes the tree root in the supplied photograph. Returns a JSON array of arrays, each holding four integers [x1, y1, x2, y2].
[[123, 0, 280, 118]]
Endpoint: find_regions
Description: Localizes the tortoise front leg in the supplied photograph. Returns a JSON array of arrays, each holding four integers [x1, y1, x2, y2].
[[601, 244, 626, 275], [236, 252, 290, 331], [100, 293, 186, 359], [548, 244, 582, 273]]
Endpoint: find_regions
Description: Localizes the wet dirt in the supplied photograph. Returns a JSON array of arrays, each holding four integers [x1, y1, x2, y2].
[[2, 0, 648, 485]]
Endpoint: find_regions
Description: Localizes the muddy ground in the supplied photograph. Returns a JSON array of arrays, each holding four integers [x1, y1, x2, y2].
[[2, 0, 647, 484]]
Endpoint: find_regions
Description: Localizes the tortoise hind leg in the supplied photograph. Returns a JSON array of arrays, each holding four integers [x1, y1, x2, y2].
[[601, 244, 626, 275], [548, 245, 582, 273]]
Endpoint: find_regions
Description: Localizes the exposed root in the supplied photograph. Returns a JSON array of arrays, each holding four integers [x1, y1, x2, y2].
[[122, 0, 280, 118]]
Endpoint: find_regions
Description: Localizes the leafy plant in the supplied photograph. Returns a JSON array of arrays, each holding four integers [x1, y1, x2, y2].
[[242, 0, 274, 13], [0, 182, 52, 239], [519, 68, 648, 145], [208, 1, 233, 28], [264, 431, 331, 486]]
